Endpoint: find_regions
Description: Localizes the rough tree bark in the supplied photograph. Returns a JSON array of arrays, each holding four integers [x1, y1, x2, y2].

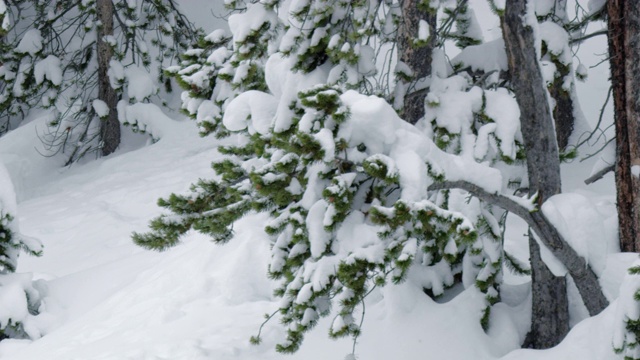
[[96, 0, 120, 156], [547, 63, 575, 151], [396, 0, 437, 124], [503, 1, 562, 202], [608, 0, 640, 252], [526, 235, 569, 347], [502, 0, 567, 349], [545, 0, 575, 151]]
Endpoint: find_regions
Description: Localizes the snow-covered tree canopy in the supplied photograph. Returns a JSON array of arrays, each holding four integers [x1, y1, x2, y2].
[[134, 0, 615, 355], [0, 0, 199, 163], [0, 158, 43, 340]]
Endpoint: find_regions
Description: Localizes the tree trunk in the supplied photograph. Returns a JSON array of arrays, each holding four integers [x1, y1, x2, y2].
[[608, 0, 640, 252], [502, 0, 567, 349], [523, 235, 569, 348], [546, 0, 575, 152], [548, 64, 575, 151], [396, 0, 437, 124], [96, 0, 120, 156], [503, 1, 562, 203]]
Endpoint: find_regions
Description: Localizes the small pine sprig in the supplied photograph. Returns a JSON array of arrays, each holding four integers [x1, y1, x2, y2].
[[613, 266, 640, 359], [167, 30, 233, 137], [133, 168, 253, 251]]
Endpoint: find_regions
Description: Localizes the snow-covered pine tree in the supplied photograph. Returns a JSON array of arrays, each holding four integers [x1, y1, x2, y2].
[[0, 9, 45, 336], [0, 147, 44, 340], [165, 0, 280, 139], [136, 0, 507, 352], [0, 0, 198, 164], [135, 0, 609, 354], [165, 29, 231, 138]]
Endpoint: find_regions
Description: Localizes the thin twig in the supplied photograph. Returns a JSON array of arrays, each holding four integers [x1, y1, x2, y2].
[[584, 164, 615, 185], [570, 29, 607, 45]]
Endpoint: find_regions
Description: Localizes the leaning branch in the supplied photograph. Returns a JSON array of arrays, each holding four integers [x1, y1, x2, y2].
[[428, 180, 609, 316], [584, 164, 615, 185], [430, 181, 533, 223]]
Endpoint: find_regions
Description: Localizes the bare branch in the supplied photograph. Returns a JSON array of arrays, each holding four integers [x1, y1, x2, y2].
[[584, 164, 615, 185], [570, 29, 608, 45]]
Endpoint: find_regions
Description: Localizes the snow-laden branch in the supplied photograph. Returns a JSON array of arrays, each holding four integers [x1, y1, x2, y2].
[[428, 180, 609, 316]]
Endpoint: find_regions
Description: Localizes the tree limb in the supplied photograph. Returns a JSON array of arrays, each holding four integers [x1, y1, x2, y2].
[[584, 164, 615, 185], [428, 180, 609, 316], [570, 29, 608, 45]]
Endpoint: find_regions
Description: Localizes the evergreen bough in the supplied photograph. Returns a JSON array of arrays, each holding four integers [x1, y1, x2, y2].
[[136, 0, 531, 354], [0, 211, 43, 340], [0, 162, 44, 340], [134, 81, 501, 352], [615, 265, 640, 360]]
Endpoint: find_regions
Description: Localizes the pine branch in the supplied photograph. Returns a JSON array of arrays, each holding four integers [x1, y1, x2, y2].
[[504, 250, 531, 276], [428, 181, 536, 227], [428, 180, 608, 316]]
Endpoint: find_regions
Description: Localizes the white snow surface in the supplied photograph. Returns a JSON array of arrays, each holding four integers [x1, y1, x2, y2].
[[0, 158, 17, 218], [588, 0, 607, 14], [538, 21, 571, 65], [125, 67, 158, 101], [16, 30, 43, 56], [418, 19, 430, 41], [34, 56, 62, 86], [541, 193, 618, 276], [452, 39, 507, 73], [223, 91, 276, 135], [91, 99, 109, 118]]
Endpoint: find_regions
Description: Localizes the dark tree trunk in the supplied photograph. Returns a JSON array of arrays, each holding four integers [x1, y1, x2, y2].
[[503, 0, 562, 203], [97, 0, 120, 156], [548, 65, 575, 151], [608, 0, 640, 252], [523, 235, 569, 349], [396, 0, 437, 124], [502, 0, 567, 349]]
